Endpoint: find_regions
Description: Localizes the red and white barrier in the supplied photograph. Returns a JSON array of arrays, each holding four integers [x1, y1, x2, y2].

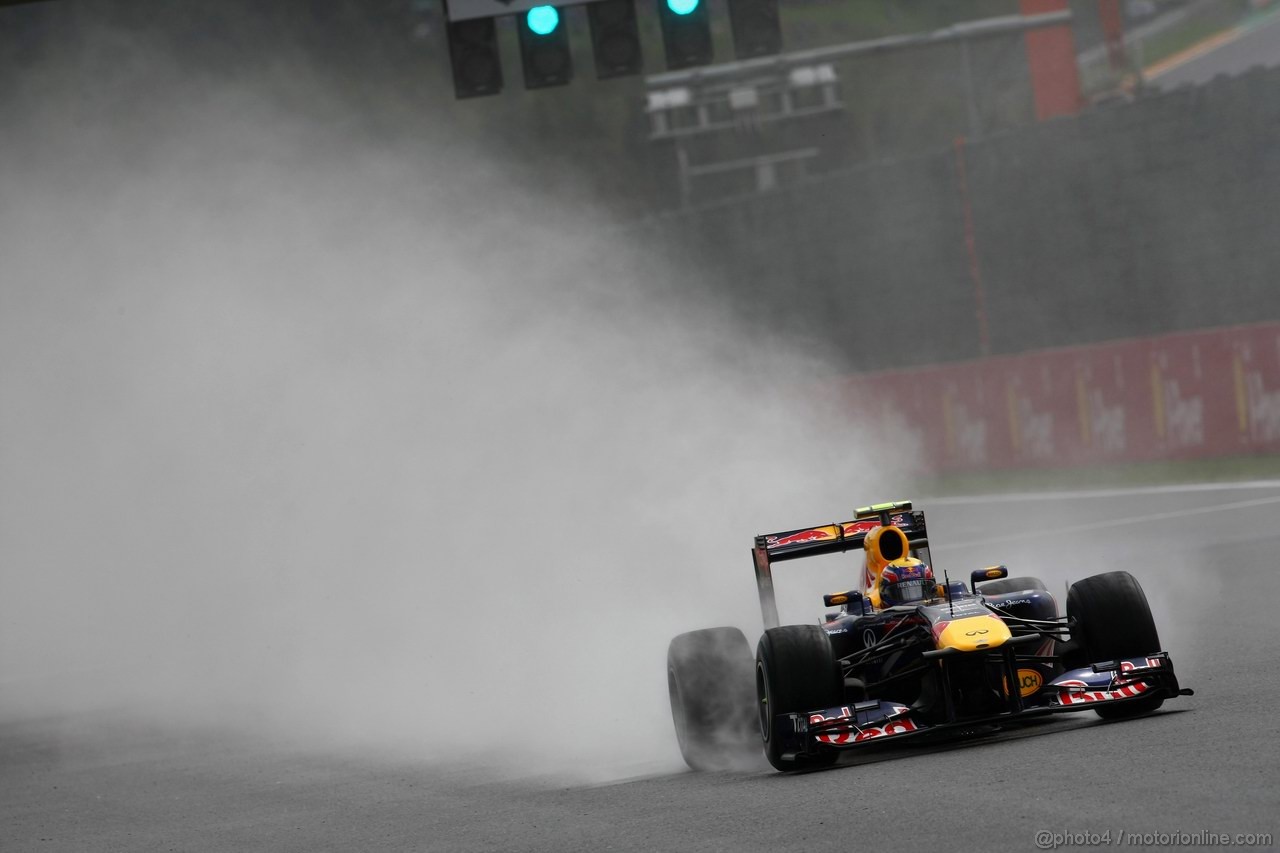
[[842, 322, 1280, 472]]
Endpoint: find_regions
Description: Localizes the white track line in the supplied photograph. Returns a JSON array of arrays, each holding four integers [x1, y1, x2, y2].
[[942, 493, 1280, 551], [926, 479, 1280, 505]]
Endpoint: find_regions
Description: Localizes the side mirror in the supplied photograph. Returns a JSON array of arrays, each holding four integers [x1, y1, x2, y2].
[[823, 589, 863, 609], [970, 565, 1008, 593]]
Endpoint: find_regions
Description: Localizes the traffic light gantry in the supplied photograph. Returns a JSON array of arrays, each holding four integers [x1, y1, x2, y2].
[[443, 0, 782, 99]]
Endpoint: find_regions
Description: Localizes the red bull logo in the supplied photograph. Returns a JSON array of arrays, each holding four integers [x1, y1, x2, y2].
[[841, 520, 880, 537], [1120, 657, 1163, 672], [809, 705, 919, 745], [768, 527, 835, 548], [881, 562, 931, 585], [1055, 679, 1151, 706], [767, 519, 895, 550]]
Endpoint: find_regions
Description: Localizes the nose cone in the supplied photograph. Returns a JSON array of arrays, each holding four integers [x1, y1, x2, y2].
[[934, 615, 1012, 652]]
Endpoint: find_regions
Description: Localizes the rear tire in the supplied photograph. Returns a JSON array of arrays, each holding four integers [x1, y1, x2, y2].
[[978, 576, 1047, 595], [755, 625, 842, 772], [1066, 571, 1165, 719], [667, 627, 759, 771]]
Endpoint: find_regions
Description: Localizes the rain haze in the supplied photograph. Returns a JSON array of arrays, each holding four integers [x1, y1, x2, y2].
[[1, 1, 908, 779], [4, 2, 1280, 850]]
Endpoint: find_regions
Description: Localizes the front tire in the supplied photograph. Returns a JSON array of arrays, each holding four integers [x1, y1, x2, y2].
[[1066, 571, 1164, 719], [756, 625, 842, 772], [667, 627, 759, 771]]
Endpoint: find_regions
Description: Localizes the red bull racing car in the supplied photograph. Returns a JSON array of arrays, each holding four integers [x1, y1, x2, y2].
[[666, 501, 1193, 772]]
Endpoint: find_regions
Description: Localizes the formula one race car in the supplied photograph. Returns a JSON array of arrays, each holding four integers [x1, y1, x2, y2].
[[666, 501, 1193, 772]]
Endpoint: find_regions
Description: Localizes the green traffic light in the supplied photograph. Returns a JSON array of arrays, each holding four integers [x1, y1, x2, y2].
[[527, 5, 560, 35], [666, 0, 699, 14]]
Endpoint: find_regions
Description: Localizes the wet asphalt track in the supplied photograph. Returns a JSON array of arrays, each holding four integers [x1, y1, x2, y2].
[[4, 483, 1280, 852], [1150, 10, 1280, 90]]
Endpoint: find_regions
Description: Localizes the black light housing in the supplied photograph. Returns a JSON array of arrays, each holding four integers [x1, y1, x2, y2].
[[588, 0, 644, 79], [446, 16, 503, 99], [518, 5, 574, 89], [727, 0, 781, 59], [656, 0, 713, 70]]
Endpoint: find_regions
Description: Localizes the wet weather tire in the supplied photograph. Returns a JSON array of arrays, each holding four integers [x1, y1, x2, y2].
[[756, 625, 842, 772], [1066, 571, 1164, 719], [667, 627, 759, 771]]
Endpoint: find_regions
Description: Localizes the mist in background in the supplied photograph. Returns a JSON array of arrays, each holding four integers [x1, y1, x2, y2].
[[0, 3, 923, 779], [5, 0, 1270, 783]]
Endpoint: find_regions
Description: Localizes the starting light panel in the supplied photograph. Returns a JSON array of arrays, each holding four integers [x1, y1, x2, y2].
[[656, 0, 712, 69], [446, 16, 503, 99], [587, 0, 644, 79], [518, 4, 574, 89], [727, 0, 781, 59]]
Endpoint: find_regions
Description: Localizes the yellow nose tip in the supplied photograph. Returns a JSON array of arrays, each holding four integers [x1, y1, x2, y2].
[[935, 615, 1012, 652]]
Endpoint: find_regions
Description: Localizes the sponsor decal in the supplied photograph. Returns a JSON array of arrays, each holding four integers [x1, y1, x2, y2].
[[825, 627, 849, 635], [932, 600, 986, 617], [841, 520, 881, 537], [1055, 679, 1151, 706], [767, 517, 914, 550], [1004, 668, 1044, 697], [768, 528, 834, 547], [862, 629, 877, 649], [935, 614, 1013, 652], [769, 519, 896, 549], [809, 707, 920, 745], [990, 598, 1032, 608], [851, 719, 919, 743], [809, 706, 853, 744], [1121, 657, 1163, 672]]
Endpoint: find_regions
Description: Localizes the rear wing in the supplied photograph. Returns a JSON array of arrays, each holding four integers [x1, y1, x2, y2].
[[752, 501, 928, 629]]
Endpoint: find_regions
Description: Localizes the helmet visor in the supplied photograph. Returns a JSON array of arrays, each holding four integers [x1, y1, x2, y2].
[[891, 578, 931, 603]]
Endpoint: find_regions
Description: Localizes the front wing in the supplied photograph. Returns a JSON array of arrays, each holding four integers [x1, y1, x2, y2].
[[771, 652, 1190, 761]]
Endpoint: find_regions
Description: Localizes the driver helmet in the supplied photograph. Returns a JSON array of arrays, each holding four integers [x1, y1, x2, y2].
[[878, 557, 937, 606]]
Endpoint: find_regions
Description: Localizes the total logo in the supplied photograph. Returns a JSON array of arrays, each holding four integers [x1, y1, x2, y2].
[[810, 706, 919, 745]]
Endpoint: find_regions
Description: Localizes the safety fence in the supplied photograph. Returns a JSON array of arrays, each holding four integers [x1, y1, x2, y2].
[[841, 321, 1280, 471], [626, 60, 1280, 372]]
